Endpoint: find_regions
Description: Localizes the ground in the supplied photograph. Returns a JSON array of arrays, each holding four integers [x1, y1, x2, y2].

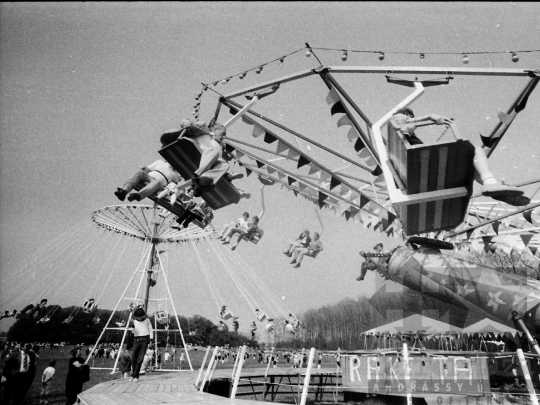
[[1, 346, 339, 404]]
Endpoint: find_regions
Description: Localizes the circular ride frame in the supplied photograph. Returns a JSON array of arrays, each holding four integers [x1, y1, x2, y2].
[[89, 204, 215, 372]]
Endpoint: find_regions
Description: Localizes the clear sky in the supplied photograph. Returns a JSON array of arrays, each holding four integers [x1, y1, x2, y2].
[[1, 2, 539, 333]]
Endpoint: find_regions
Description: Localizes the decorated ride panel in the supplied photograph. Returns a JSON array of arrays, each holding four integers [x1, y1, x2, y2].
[[386, 121, 475, 236]]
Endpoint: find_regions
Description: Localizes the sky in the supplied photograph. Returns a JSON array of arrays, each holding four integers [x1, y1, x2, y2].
[[1, 2, 539, 334]]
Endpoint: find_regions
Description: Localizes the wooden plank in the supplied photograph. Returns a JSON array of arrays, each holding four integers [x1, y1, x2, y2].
[[426, 145, 439, 192]]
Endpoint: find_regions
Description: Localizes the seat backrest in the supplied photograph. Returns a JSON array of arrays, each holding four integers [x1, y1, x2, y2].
[[386, 119, 475, 195]]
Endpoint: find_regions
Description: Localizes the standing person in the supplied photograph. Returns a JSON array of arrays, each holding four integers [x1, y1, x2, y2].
[[156, 349, 162, 370], [317, 353, 322, 369], [65, 346, 85, 405], [357, 243, 387, 281], [2, 342, 36, 405], [40, 359, 56, 405], [179, 350, 185, 370], [117, 344, 132, 379], [130, 308, 153, 383]]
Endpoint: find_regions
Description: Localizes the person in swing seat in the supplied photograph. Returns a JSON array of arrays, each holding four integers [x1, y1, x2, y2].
[[391, 108, 530, 206], [222, 216, 261, 251], [114, 160, 182, 202], [283, 230, 311, 257], [357, 243, 388, 281], [290, 232, 323, 268], [219, 212, 250, 240]]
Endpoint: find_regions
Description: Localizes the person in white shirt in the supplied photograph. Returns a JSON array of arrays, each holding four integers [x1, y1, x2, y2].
[[129, 308, 153, 382], [40, 359, 56, 405], [114, 160, 182, 202], [218, 212, 249, 240]]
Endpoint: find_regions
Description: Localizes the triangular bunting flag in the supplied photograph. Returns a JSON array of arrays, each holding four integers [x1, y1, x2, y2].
[[520, 234, 533, 247], [386, 227, 394, 237], [337, 115, 353, 128], [277, 172, 286, 181], [245, 168, 252, 177], [229, 106, 239, 115], [297, 155, 310, 169], [225, 144, 235, 153], [347, 127, 359, 142], [308, 163, 321, 177], [318, 199, 326, 209], [330, 101, 347, 116], [287, 176, 297, 186], [235, 151, 245, 160], [359, 195, 370, 208], [492, 220, 500, 235], [293, 190, 298, 197], [263, 132, 277, 144], [267, 167, 277, 175], [344, 210, 351, 221], [276, 141, 289, 155], [466, 229, 474, 241], [354, 137, 365, 152], [371, 165, 383, 176], [252, 124, 266, 138], [318, 192, 329, 203], [255, 160, 265, 169], [287, 149, 300, 160], [330, 177, 341, 190], [325, 88, 341, 105], [241, 116, 252, 125], [523, 209, 535, 225], [298, 183, 308, 192], [529, 246, 538, 256], [374, 173, 385, 184], [480, 133, 497, 148], [387, 211, 397, 225]]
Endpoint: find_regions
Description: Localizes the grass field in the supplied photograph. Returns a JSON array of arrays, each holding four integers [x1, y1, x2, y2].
[[1, 347, 340, 404]]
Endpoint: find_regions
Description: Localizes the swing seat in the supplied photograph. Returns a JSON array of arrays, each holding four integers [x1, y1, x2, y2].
[[247, 229, 264, 244], [133, 184, 212, 230], [285, 323, 295, 333], [386, 120, 475, 235], [159, 129, 243, 210], [155, 310, 169, 325], [257, 313, 267, 322], [221, 311, 233, 320], [218, 324, 225, 331], [306, 249, 321, 259], [265, 322, 275, 332]]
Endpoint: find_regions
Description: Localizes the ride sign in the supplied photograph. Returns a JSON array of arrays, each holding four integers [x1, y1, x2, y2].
[[343, 353, 490, 396]]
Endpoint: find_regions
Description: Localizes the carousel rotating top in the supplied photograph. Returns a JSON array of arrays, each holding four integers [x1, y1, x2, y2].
[[91, 204, 215, 243]]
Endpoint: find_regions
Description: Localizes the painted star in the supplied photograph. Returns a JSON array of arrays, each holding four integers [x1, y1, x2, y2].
[[456, 283, 475, 297], [487, 291, 506, 313], [439, 278, 449, 286]]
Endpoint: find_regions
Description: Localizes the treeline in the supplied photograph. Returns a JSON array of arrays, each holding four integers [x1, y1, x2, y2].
[[280, 287, 483, 350], [6, 307, 255, 348]]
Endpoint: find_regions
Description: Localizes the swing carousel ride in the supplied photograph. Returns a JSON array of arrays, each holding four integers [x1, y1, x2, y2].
[[2, 44, 540, 361]]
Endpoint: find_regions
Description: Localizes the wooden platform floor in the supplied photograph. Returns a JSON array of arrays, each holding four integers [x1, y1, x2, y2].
[[79, 367, 338, 405]]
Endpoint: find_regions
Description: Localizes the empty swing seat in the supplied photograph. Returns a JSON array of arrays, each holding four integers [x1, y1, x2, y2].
[[155, 310, 169, 325], [159, 128, 242, 210], [386, 120, 475, 236]]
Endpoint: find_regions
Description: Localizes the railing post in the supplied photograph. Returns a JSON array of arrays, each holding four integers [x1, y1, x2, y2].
[[199, 346, 219, 392], [516, 349, 539, 405], [231, 347, 241, 379], [402, 343, 413, 405], [195, 346, 211, 388], [300, 348, 316, 405], [230, 345, 247, 399]]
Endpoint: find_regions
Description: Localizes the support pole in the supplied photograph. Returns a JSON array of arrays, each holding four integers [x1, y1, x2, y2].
[[516, 349, 540, 405], [403, 343, 413, 405], [513, 312, 540, 356], [195, 346, 211, 387], [199, 346, 219, 392], [143, 219, 160, 312], [230, 345, 247, 399], [87, 244, 152, 366], [300, 348, 316, 405]]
